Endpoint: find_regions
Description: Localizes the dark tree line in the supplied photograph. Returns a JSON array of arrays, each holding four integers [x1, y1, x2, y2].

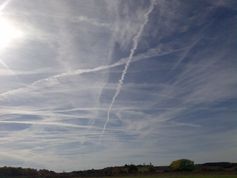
[[0, 161, 236, 177], [0, 167, 57, 178], [0, 164, 155, 178]]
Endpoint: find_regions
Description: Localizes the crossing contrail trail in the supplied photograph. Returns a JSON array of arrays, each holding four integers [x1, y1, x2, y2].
[[0, 45, 185, 100], [100, 0, 157, 139]]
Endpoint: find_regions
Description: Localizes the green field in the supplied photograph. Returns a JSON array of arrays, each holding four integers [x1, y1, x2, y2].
[[107, 175, 237, 178], [138, 176, 237, 178]]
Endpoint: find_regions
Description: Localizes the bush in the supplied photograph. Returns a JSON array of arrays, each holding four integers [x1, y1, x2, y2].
[[170, 159, 195, 171]]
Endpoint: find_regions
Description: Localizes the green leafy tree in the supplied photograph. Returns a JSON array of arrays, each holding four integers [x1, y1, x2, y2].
[[170, 159, 195, 171]]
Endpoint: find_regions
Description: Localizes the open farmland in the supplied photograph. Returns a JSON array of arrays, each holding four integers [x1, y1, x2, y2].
[[105, 175, 237, 178]]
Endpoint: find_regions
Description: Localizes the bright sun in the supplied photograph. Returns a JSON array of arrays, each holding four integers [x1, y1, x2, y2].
[[0, 18, 24, 49]]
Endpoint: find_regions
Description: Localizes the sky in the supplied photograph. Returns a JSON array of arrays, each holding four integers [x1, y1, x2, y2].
[[0, 0, 237, 172]]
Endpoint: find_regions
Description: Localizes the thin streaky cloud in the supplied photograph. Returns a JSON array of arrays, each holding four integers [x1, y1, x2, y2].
[[170, 17, 216, 71]]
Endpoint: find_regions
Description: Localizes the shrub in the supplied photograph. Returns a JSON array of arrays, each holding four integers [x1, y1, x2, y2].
[[170, 159, 195, 171]]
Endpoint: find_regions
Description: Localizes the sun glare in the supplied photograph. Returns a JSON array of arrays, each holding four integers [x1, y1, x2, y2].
[[0, 18, 24, 49]]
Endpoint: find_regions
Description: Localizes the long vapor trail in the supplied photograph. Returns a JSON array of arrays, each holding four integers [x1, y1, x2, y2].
[[0, 120, 92, 129], [100, 0, 157, 139], [0, 45, 185, 100]]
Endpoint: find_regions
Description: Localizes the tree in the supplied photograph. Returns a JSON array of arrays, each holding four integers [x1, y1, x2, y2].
[[170, 159, 195, 171], [124, 164, 138, 174]]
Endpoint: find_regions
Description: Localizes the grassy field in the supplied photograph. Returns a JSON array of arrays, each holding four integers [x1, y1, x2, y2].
[[107, 175, 237, 178], [137, 176, 237, 178]]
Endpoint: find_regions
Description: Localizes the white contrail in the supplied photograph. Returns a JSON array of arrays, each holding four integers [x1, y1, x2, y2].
[[100, 0, 157, 139], [170, 11, 215, 72], [0, 120, 126, 132], [0, 120, 92, 129], [0, 45, 185, 100], [0, 59, 16, 76], [170, 38, 201, 71], [0, 107, 87, 119], [0, 59, 10, 69]]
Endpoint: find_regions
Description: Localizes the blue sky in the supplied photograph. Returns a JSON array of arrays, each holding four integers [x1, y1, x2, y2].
[[0, 0, 237, 172]]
